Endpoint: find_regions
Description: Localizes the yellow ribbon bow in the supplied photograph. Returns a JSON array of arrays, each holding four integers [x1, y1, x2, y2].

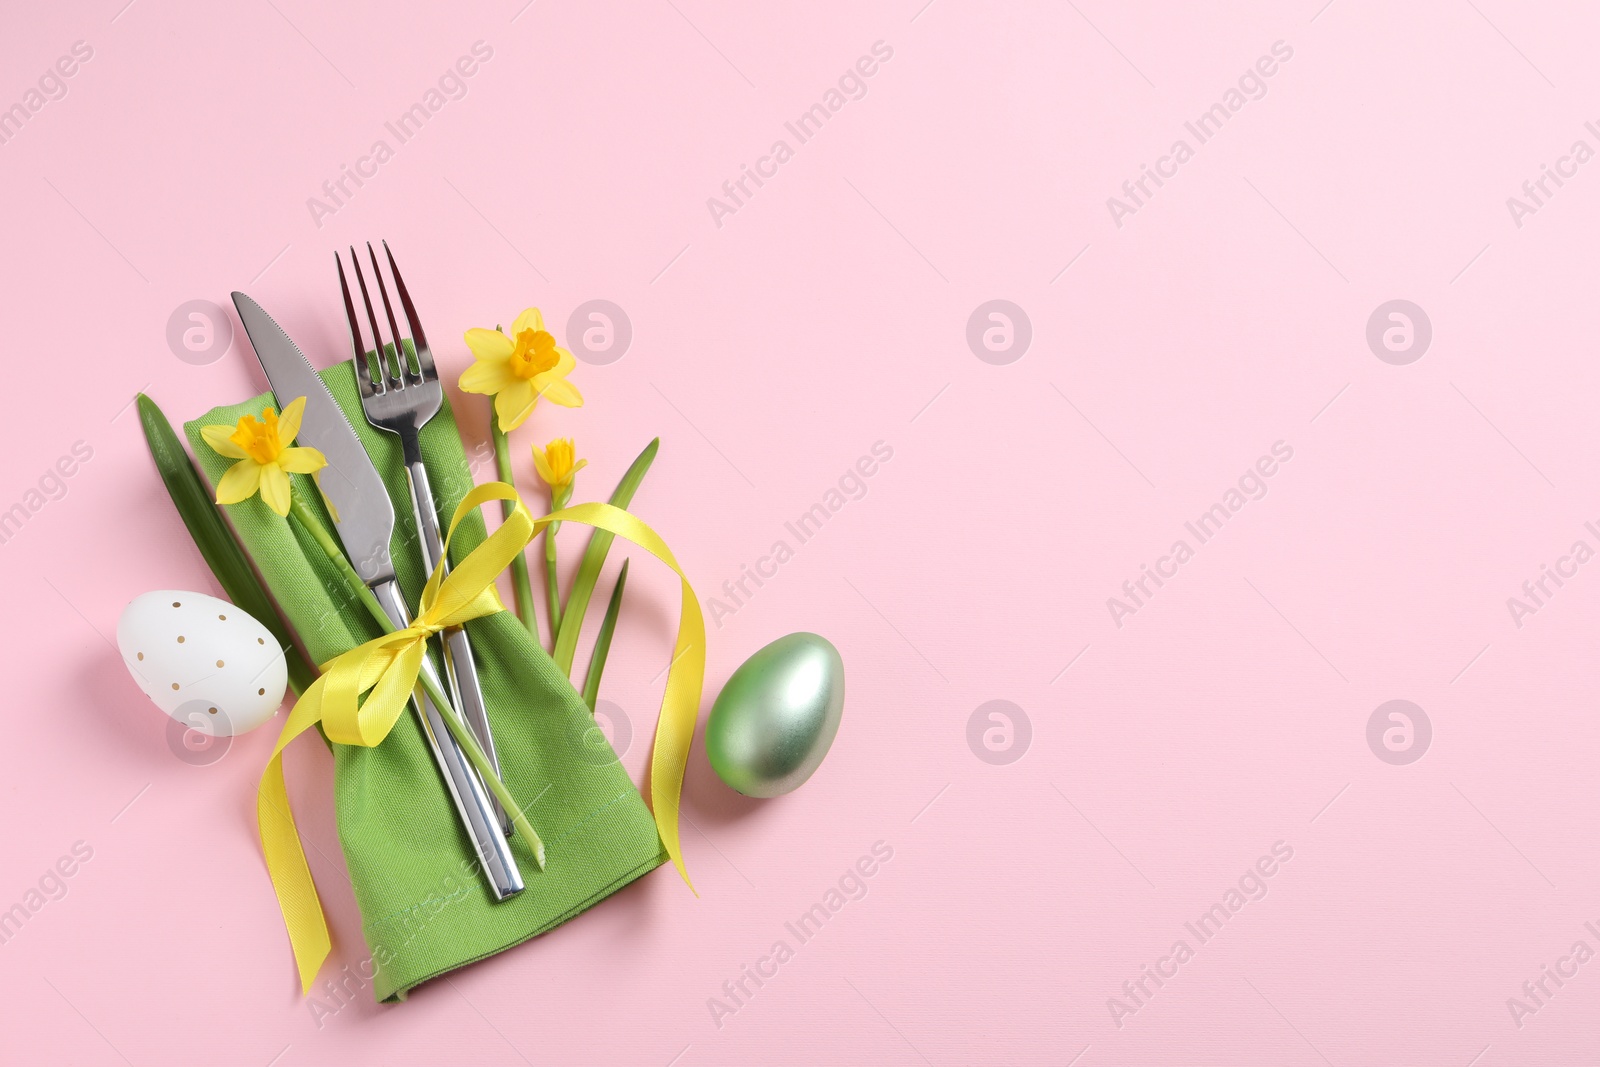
[[257, 482, 703, 992]]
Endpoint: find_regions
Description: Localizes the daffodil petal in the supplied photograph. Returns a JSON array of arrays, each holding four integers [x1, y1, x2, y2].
[[536, 377, 583, 408], [460, 357, 519, 396], [510, 308, 545, 337], [464, 328, 514, 362], [280, 446, 327, 474], [201, 424, 250, 459], [259, 464, 292, 516], [552, 347, 576, 377], [494, 381, 538, 432], [532, 447, 555, 485], [216, 460, 262, 505], [276, 396, 307, 445]]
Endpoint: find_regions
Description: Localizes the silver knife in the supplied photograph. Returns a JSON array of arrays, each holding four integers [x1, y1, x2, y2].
[[232, 291, 522, 900]]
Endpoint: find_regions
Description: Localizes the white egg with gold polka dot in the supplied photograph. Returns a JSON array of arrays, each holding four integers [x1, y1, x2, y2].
[[116, 590, 288, 736]]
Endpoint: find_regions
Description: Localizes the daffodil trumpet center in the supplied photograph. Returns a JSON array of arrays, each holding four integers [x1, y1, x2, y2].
[[509, 328, 560, 380], [230, 409, 286, 465]]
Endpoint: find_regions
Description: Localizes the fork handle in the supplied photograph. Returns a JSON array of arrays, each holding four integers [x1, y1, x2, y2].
[[404, 455, 513, 836]]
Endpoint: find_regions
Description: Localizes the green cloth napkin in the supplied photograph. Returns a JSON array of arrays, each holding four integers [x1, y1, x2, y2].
[[185, 368, 664, 1002]]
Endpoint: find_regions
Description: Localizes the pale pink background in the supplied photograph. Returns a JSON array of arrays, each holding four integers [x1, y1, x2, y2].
[[2, 0, 1597, 1062]]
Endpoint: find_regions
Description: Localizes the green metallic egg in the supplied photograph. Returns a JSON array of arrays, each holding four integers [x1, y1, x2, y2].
[[706, 632, 844, 798]]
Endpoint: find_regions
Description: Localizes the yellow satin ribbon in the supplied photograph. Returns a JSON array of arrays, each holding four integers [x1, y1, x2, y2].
[[258, 482, 703, 993]]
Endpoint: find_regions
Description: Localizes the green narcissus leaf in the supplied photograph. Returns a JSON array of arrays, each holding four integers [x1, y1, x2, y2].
[[137, 394, 318, 695], [553, 438, 658, 675], [581, 558, 629, 711]]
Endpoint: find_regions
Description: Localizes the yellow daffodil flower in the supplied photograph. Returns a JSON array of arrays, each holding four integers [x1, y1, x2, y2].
[[200, 397, 327, 517], [532, 437, 585, 633], [460, 308, 583, 432], [533, 438, 586, 495]]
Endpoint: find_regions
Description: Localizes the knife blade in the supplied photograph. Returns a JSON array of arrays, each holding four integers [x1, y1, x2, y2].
[[231, 291, 523, 900], [231, 293, 397, 586]]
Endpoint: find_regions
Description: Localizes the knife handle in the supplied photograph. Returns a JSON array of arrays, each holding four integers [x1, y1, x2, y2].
[[371, 579, 523, 899], [404, 458, 513, 836]]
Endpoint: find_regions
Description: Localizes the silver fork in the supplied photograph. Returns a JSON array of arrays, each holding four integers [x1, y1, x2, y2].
[[337, 241, 513, 837]]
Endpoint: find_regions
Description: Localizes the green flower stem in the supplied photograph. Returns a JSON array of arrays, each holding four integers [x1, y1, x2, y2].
[[544, 527, 562, 636], [288, 495, 390, 634], [286, 492, 546, 868], [491, 420, 540, 640], [415, 668, 545, 868], [544, 483, 571, 640], [581, 558, 628, 711]]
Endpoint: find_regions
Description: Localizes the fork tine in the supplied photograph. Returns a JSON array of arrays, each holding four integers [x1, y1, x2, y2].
[[336, 251, 378, 398], [350, 245, 401, 388], [383, 241, 435, 380], [367, 241, 416, 383]]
